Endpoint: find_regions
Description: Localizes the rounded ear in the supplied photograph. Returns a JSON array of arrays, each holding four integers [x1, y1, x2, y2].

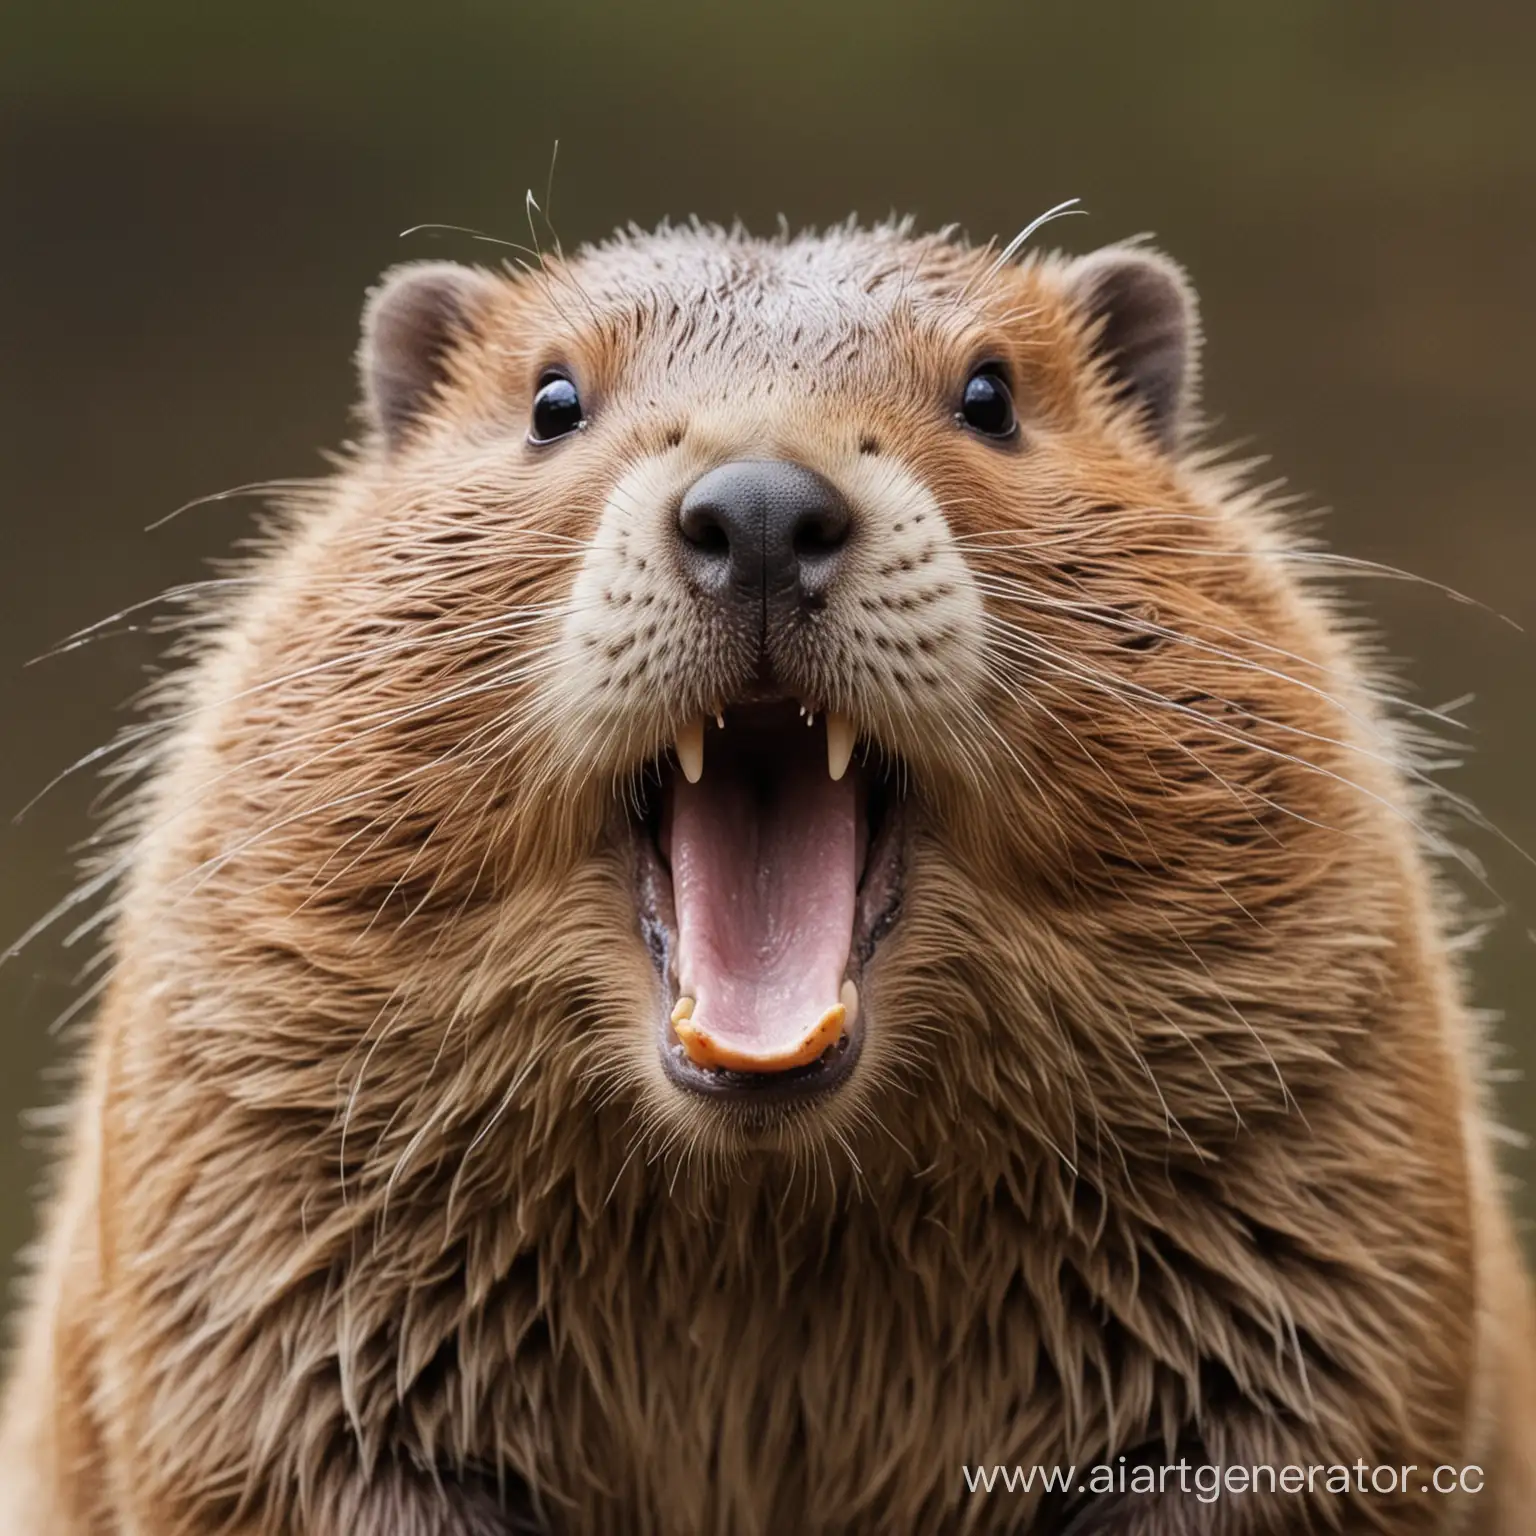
[[1064, 246, 1200, 452], [357, 261, 503, 450]]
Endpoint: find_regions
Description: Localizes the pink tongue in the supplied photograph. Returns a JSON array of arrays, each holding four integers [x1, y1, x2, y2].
[[670, 736, 856, 1068]]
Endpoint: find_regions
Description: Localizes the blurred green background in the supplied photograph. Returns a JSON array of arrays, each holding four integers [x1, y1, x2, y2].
[[2, 0, 1534, 1299]]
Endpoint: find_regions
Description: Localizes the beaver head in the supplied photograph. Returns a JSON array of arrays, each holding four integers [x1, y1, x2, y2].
[[161, 223, 1399, 1200]]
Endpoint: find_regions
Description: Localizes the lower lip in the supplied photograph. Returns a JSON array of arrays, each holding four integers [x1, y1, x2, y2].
[[658, 1018, 864, 1104]]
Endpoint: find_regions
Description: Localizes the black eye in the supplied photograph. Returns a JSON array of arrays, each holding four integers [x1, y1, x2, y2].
[[529, 371, 585, 443], [958, 366, 1017, 439]]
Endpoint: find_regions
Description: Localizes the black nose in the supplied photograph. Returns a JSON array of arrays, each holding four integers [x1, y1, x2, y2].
[[677, 460, 851, 611]]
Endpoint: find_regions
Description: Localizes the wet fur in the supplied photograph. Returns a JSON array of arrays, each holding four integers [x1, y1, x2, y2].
[[1, 223, 1532, 1533]]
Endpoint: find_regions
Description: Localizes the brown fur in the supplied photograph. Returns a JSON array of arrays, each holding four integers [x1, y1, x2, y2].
[[1, 222, 1532, 1533]]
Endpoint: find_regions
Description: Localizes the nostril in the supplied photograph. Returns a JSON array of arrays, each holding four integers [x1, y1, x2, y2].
[[679, 504, 732, 559], [792, 507, 849, 558]]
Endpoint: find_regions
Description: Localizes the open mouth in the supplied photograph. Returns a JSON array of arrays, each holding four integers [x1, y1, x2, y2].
[[630, 700, 907, 1105]]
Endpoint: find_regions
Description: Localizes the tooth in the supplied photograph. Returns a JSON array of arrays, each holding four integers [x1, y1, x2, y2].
[[715, 709, 725, 729], [826, 711, 855, 781], [671, 996, 696, 1025], [840, 978, 859, 1026], [675, 718, 704, 784]]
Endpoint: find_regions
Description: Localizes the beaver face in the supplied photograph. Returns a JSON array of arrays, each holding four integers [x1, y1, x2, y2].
[[550, 341, 996, 1116], [227, 223, 1377, 1180]]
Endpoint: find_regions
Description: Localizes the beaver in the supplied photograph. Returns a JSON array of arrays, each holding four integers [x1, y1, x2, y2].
[[1, 218, 1532, 1534]]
